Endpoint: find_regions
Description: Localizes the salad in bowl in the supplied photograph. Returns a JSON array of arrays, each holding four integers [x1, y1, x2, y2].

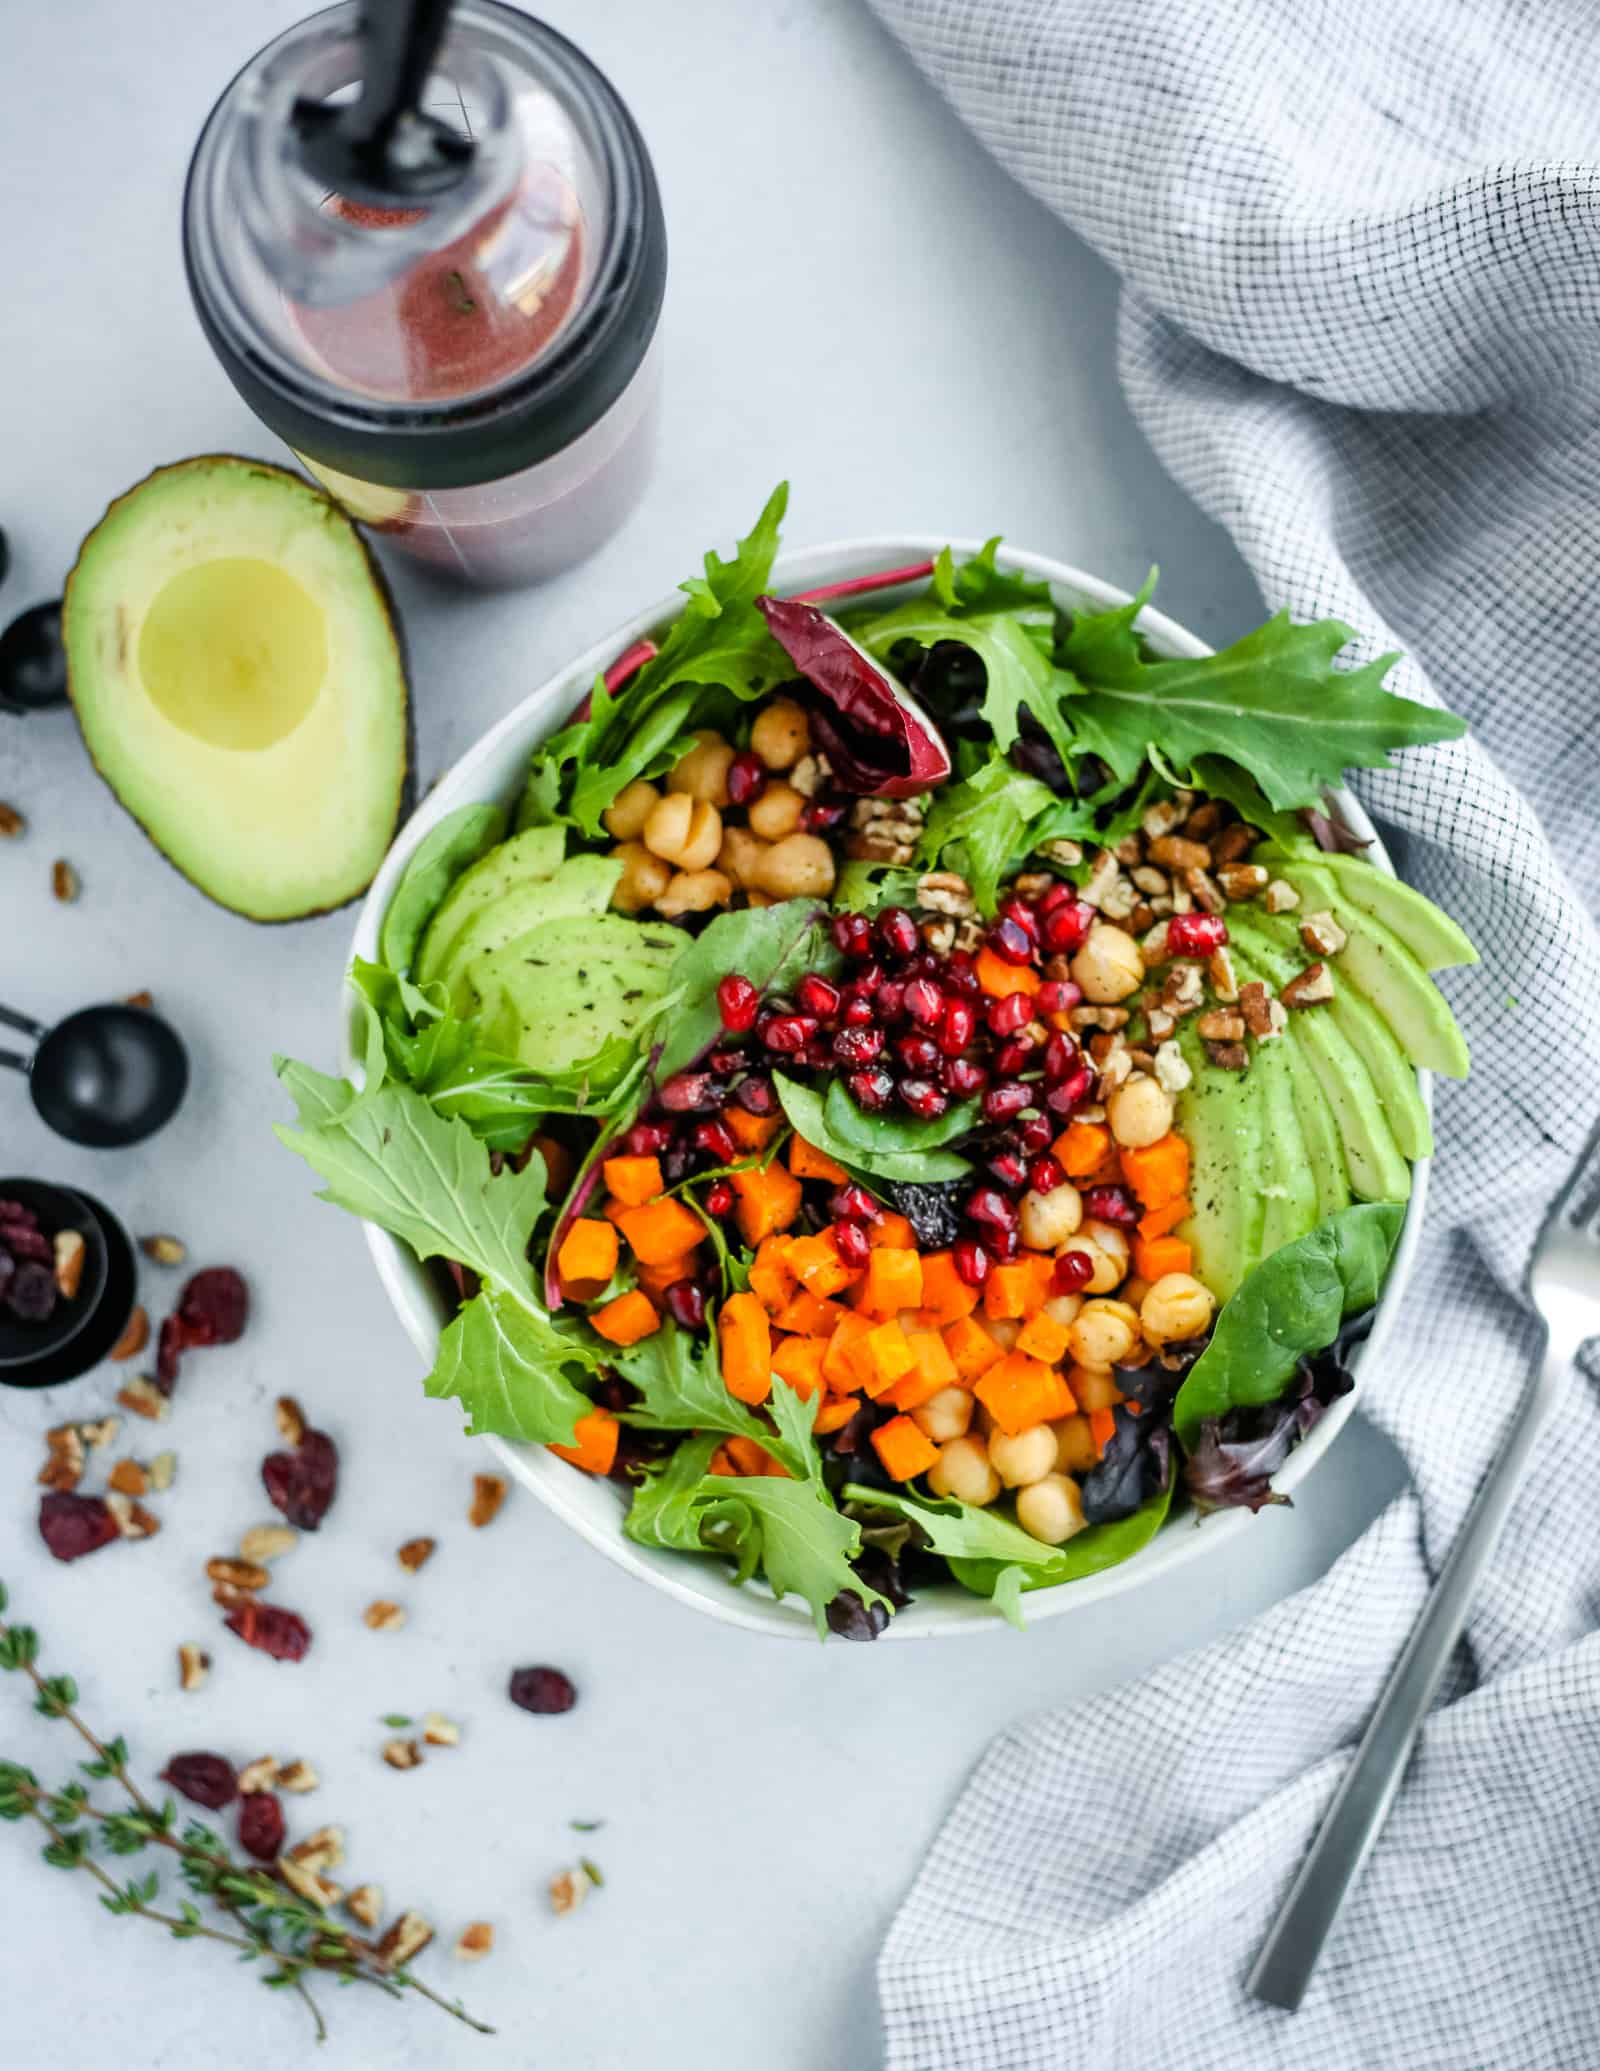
[[276, 487, 1474, 1639]]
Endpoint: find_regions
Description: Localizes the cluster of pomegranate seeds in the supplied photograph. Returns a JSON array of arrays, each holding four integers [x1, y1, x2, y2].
[[224, 1600, 312, 1662]]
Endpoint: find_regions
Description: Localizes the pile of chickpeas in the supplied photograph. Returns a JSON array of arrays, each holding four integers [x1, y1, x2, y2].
[[604, 696, 839, 920]]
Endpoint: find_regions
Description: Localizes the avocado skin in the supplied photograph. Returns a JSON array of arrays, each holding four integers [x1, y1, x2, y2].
[[63, 454, 413, 925]]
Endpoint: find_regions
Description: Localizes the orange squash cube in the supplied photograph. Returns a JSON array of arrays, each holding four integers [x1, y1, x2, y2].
[[916, 1250, 979, 1327], [558, 1217, 619, 1292], [885, 1330, 960, 1412], [943, 1313, 1005, 1381], [975, 1352, 1078, 1434], [718, 1291, 773, 1405], [855, 1246, 923, 1319], [870, 1414, 941, 1483], [730, 1164, 803, 1247], [786, 1230, 861, 1298], [548, 1408, 620, 1476], [600, 1154, 663, 1207], [822, 1311, 874, 1392], [1016, 1310, 1072, 1365], [868, 1211, 917, 1250], [812, 1395, 861, 1434], [771, 1334, 827, 1397], [856, 1318, 916, 1397], [617, 1197, 706, 1267], [725, 1106, 783, 1152], [788, 1135, 849, 1184], [975, 948, 1041, 998], [590, 1290, 660, 1346]]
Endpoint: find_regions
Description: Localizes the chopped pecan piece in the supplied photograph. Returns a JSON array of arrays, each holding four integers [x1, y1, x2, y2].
[[0, 802, 24, 837], [1161, 963, 1205, 1015], [1239, 981, 1288, 1040], [422, 1712, 460, 1748], [1281, 961, 1335, 1008], [277, 1760, 319, 1794], [1140, 796, 1189, 841], [107, 1459, 150, 1498], [916, 870, 975, 917], [239, 1524, 297, 1564], [1069, 1005, 1129, 1033], [177, 1643, 211, 1693], [1204, 1040, 1251, 1072], [148, 1451, 176, 1492], [1182, 799, 1225, 840], [468, 1474, 508, 1529], [1183, 866, 1226, 916], [208, 1557, 269, 1593], [116, 1375, 168, 1422], [1300, 909, 1348, 957], [1263, 878, 1300, 914], [51, 859, 80, 903], [396, 1536, 436, 1574], [375, 1911, 434, 1969], [382, 1738, 423, 1771], [105, 1492, 159, 1540], [345, 1884, 384, 1931], [287, 1825, 345, 1873], [53, 1230, 85, 1300], [1197, 1010, 1246, 1042], [141, 1233, 187, 1266], [1210, 822, 1258, 866], [364, 1600, 406, 1632], [1144, 1005, 1177, 1042], [237, 1757, 280, 1795], [278, 1857, 341, 1911], [110, 1306, 150, 1362], [454, 1922, 495, 1962], [1147, 834, 1211, 872], [548, 1867, 591, 1917], [1152, 1040, 1193, 1094], [274, 1395, 307, 1446], [1080, 850, 1122, 909], [38, 1425, 85, 1493], [1037, 837, 1083, 869], [1130, 865, 1168, 895], [1208, 946, 1240, 1002], [1217, 862, 1269, 899]]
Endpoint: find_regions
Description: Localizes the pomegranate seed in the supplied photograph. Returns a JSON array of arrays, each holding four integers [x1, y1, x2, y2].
[[726, 749, 767, 806], [1043, 1030, 1080, 1080], [625, 1120, 672, 1155], [999, 896, 1040, 939], [965, 1186, 1018, 1231], [796, 973, 842, 1020], [851, 959, 887, 993], [802, 798, 847, 832], [841, 992, 875, 1028], [663, 1279, 707, 1329], [951, 1237, 991, 1287], [832, 1221, 872, 1271], [706, 1045, 747, 1075], [986, 1150, 1027, 1190], [937, 997, 976, 1055], [717, 973, 760, 1032], [944, 953, 980, 996], [1044, 1066, 1096, 1115], [760, 1014, 817, 1054], [987, 991, 1032, 1037], [895, 1033, 941, 1075], [912, 948, 945, 976], [944, 1056, 988, 1097], [1041, 899, 1095, 953], [832, 912, 874, 959], [1017, 1113, 1055, 1154], [876, 908, 920, 960], [1028, 1154, 1067, 1194], [693, 1118, 737, 1163], [1053, 1250, 1094, 1294], [1038, 978, 1083, 1015], [660, 1072, 719, 1112], [1038, 879, 1075, 913], [847, 1067, 895, 1112], [735, 1073, 776, 1114], [987, 1224, 1020, 1261], [987, 915, 1035, 965], [705, 1180, 735, 1217], [797, 1039, 834, 1072], [829, 1183, 884, 1224], [898, 1076, 948, 1120], [833, 1025, 885, 1066], [982, 1080, 1032, 1124], [1167, 912, 1228, 956], [876, 980, 906, 1021], [1083, 1184, 1139, 1227], [903, 976, 943, 1026], [993, 1036, 1036, 1076]]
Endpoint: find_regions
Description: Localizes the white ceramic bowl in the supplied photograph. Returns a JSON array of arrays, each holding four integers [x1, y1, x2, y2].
[[346, 535, 1428, 1640]]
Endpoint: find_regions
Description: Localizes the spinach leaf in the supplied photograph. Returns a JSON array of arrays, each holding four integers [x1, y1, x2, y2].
[[946, 1482, 1175, 1614], [378, 803, 506, 974], [821, 1079, 979, 1158], [772, 1075, 974, 1183], [1172, 1203, 1404, 1451], [653, 902, 834, 1083]]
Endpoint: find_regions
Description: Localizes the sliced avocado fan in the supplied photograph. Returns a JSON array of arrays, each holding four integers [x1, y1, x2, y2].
[[469, 913, 682, 1086], [1174, 1020, 1270, 1302], [414, 824, 569, 984], [1254, 844, 1478, 974], [431, 856, 623, 1015]]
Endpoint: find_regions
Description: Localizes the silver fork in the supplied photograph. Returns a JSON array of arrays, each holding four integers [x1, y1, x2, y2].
[[1248, 1112, 1600, 2012]]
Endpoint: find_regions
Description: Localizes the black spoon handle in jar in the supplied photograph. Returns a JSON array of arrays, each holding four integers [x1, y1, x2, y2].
[[292, 0, 473, 202]]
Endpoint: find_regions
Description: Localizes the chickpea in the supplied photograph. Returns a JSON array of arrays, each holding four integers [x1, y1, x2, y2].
[[984, 1317, 1020, 1353], [1052, 1414, 1099, 1476], [912, 1386, 973, 1445], [1056, 1217, 1129, 1295], [1107, 1072, 1175, 1149], [746, 780, 806, 842], [717, 826, 766, 888], [1019, 1180, 1083, 1252], [643, 792, 723, 870], [928, 1434, 1000, 1507], [1015, 1472, 1087, 1546], [750, 695, 811, 770], [1068, 1298, 1141, 1370], [1042, 1292, 1083, 1329], [987, 1423, 1058, 1489], [1071, 921, 1145, 1004], [744, 890, 776, 907], [654, 868, 732, 918], [1141, 1271, 1217, 1346], [1068, 1364, 1120, 1412], [603, 778, 660, 842], [665, 729, 735, 805], [610, 841, 672, 914], [753, 832, 836, 899]]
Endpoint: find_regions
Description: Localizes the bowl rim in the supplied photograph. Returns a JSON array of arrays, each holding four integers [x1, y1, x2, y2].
[[344, 532, 1429, 1641]]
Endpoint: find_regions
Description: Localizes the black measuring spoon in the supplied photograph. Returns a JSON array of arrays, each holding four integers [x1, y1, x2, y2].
[[0, 999, 188, 1147]]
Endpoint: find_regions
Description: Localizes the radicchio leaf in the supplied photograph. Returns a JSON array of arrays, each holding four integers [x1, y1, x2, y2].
[[1184, 1335, 1358, 1515], [754, 597, 952, 798], [1080, 1401, 1174, 1526], [1300, 804, 1373, 854]]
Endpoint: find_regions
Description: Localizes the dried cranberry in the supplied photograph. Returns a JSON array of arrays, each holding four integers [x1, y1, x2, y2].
[[624, 1119, 673, 1155], [726, 749, 767, 806], [998, 896, 1040, 940], [840, 992, 875, 1029], [659, 1071, 720, 1112], [38, 1491, 118, 1563], [986, 1150, 1028, 1191], [1083, 1185, 1140, 1227], [1017, 1113, 1055, 1155], [5, 1261, 56, 1322], [509, 1665, 577, 1714], [0, 1199, 40, 1226], [943, 952, 979, 997], [875, 908, 920, 961], [1044, 1066, 1096, 1115], [982, 1081, 1032, 1124], [965, 1186, 1018, 1232], [717, 973, 760, 1032], [155, 1312, 188, 1390], [663, 1279, 707, 1330], [952, 1237, 991, 1288], [802, 798, 847, 832], [903, 977, 943, 1027], [829, 1184, 883, 1225], [662, 1139, 693, 1185], [2, 1224, 52, 1265], [986, 991, 1032, 1037], [936, 998, 975, 1056], [759, 1013, 816, 1054], [832, 1220, 872, 1271], [238, 1791, 285, 1862], [261, 1428, 339, 1531], [796, 973, 841, 1020], [734, 1073, 776, 1115], [993, 1035, 1036, 1076], [895, 1033, 941, 1075], [847, 1067, 894, 1113], [1053, 1250, 1095, 1295], [987, 915, 1035, 965], [692, 1118, 737, 1164], [177, 1267, 248, 1346], [1042, 1030, 1080, 1080], [1041, 900, 1095, 953], [1038, 978, 1082, 1015], [161, 1752, 237, 1809], [1167, 912, 1228, 957], [944, 1056, 988, 1098], [897, 1077, 947, 1120], [704, 1179, 736, 1217], [224, 1600, 312, 1662], [875, 979, 906, 1021], [1029, 1154, 1068, 1195]]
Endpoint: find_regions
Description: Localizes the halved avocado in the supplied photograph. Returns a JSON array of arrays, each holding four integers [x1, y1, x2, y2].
[[64, 457, 409, 922]]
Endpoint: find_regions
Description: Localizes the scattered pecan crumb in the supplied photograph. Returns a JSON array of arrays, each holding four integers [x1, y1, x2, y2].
[[375, 1911, 434, 1969], [105, 1492, 160, 1540], [239, 1523, 297, 1564], [1144, 1005, 1177, 1042], [109, 1305, 149, 1362], [140, 1234, 187, 1266], [52, 1229, 85, 1300], [274, 1395, 307, 1447], [277, 1759, 319, 1794], [1153, 1040, 1193, 1095], [208, 1556, 269, 1593], [1183, 865, 1227, 916], [148, 1450, 176, 1492], [1208, 946, 1240, 1002], [1183, 799, 1225, 840], [1263, 878, 1300, 914], [1204, 1040, 1251, 1072], [237, 1757, 280, 1795], [454, 1922, 494, 1962], [79, 1417, 119, 1452], [345, 1884, 384, 1931], [1299, 909, 1348, 958], [51, 858, 80, 903], [468, 1474, 508, 1529], [0, 802, 24, 837], [422, 1712, 460, 1748], [1211, 822, 1258, 865], [1217, 861, 1269, 899], [123, 990, 154, 1010], [1196, 1010, 1246, 1043], [396, 1536, 436, 1574], [116, 1376, 168, 1422], [107, 1459, 150, 1498], [1147, 834, 1211, 873], [1281, 961, 1335, 1008], [277, 1857, 341, 1910], [382, 1738, 423, 1771], [177, 1644, 211, 1693], [548, 1867, 590, 1917], [364, 1600, 406, 1633], [38, 1425, 85, 1493], [287, 1824, 345, 1873]]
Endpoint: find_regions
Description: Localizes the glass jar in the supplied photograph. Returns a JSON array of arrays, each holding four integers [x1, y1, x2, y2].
[[184, 1, 666, 588]]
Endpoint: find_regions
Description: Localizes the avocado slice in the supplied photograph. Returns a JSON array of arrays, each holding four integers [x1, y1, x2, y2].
[[469, 913, 681, 1081], [62, 456, 410, 922], [1231, 911, 1433, 1161], [1256, 845, 1478, 972], [1251, 1028, 1321, 1261], [436, 855, 623, 1014], [414, 825, 569, 986], [1174, 1021, 1269, 1302], [1225, 936, 1352, 1221]]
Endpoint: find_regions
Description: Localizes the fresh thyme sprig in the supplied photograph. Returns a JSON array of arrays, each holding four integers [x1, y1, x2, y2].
[[0, 1581, 491, 2042]]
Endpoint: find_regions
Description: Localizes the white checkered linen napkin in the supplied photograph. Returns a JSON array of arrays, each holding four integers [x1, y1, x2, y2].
[[865, 2, 1600, 2063]]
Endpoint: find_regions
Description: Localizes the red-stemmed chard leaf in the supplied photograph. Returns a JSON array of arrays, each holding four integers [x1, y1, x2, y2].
[[789, 560, 936, 605], [754, 596, 951, 798]]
